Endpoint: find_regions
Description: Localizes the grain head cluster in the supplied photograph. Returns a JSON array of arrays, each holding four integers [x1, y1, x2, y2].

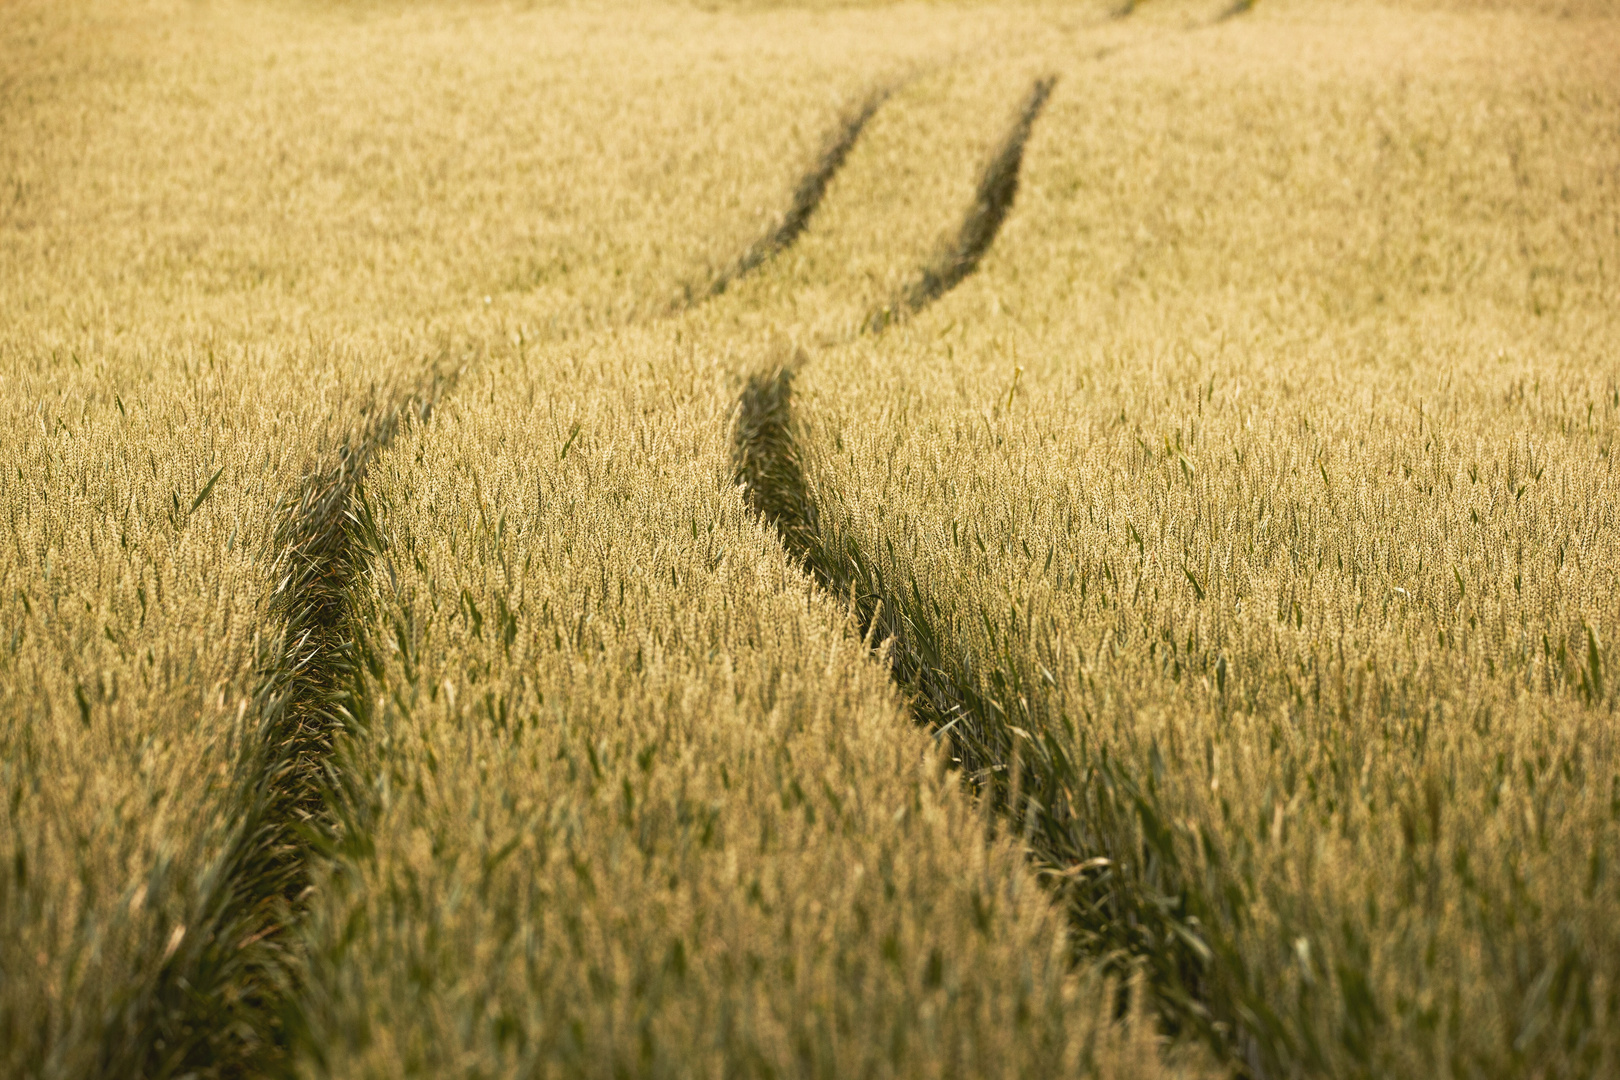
[[1, 1, 1616, 1078]]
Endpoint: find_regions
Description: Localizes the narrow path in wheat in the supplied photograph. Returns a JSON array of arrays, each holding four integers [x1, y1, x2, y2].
[[705, 86, 895, 301], [737, 74, 1061, 803], [734, 73, 1245, 1069], [108, 369, 456, 1078], [865, 75, 1054, 333]]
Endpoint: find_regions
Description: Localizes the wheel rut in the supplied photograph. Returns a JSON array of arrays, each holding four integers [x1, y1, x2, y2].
[[735, 73, 1260, 1073], [865, 75, 1055, 333], [705, 86, 896, 301], [734, 361, 1245, 1070], [106, 365, 459, 1079]]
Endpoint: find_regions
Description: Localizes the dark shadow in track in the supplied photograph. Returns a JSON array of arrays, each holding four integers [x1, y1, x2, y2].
[[735, 361, 1259, 1075], [735, 364, 1004, 771], [699, 87, 895, 304], [105, 365, 459, 1080], [866, 75, 1055, 333], [733, 75, 1253, 1063]]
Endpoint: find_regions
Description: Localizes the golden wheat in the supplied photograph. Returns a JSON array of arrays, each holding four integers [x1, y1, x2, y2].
[[287, 20, 1212, 1076], [0, 0, 995, 1072], [775, 5, 1620, 1074], [292, 323, 1205, 1077], [5, 0, 1617, 1076]]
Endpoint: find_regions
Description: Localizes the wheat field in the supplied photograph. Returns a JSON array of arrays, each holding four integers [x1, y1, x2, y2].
[[2, 0, 1617, 1077]]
